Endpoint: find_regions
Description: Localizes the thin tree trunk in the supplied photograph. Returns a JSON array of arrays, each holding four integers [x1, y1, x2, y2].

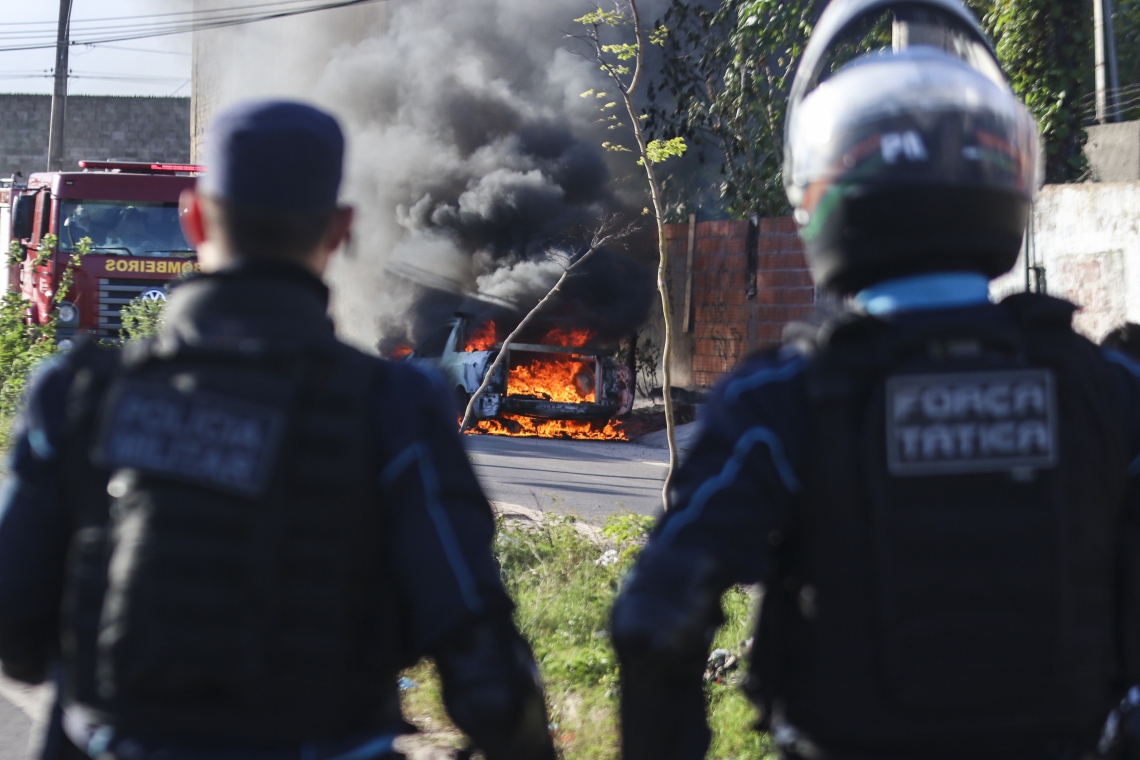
[[625, 330, 638, 405], [621, 0, 679, 508]]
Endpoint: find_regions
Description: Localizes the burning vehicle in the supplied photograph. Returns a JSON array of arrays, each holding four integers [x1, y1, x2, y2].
[[406, 314, 633, 439]]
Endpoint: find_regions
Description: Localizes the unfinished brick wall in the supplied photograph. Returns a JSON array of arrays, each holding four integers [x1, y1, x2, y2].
[[668, 216, 813, 387]]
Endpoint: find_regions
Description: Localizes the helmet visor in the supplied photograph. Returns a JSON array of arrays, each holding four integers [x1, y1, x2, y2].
[[788, 46, 1039, 212]]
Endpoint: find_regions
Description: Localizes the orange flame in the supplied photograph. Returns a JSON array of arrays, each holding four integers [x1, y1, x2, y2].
[[388, 343, 413, 360], [471, 413, 627, 440], [464, 320, 498, 351], [508, 354, 597, 403], [463, 324, 627, 440], [507, 326, 600, 403], [539, 325, 593, 348]]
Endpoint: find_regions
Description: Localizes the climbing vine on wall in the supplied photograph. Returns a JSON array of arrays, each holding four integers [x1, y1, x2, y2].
[[649, 0, 1093, 217], [977, 0, 1093, 182]]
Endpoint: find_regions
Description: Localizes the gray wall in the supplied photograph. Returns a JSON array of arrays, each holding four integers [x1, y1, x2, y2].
[[1085, 121, 1140, 182], [991, 181, 1140, 341], [0, 94, 190, 179]]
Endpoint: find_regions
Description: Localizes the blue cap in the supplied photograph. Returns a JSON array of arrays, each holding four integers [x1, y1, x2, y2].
[[199, 100, 344, 212]]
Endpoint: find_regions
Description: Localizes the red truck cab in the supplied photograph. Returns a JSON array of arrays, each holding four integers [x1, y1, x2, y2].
[[8, 160, 202, 344]]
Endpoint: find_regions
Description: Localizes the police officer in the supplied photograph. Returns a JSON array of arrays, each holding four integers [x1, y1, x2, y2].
[[0, 101, 555, 760], [612, 0, 1140, 758]]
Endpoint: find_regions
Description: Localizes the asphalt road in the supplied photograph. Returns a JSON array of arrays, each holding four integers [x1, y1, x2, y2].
[[464, 425, 700, 522]]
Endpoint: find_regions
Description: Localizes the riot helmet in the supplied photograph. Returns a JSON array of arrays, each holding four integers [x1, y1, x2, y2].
[[784, 0, 1040, 294]]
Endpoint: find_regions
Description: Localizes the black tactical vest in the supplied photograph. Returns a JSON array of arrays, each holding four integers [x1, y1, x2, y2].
[[751, 294, 1133, 759], [58, 333, 404, 746]]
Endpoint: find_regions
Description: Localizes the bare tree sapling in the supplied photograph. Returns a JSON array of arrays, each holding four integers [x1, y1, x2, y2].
[[572, 1, 687, 509]]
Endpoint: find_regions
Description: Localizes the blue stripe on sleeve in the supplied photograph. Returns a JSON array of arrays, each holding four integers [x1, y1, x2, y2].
[[381, 442, 483, 613], [1104, 348, 1140, 378], [658, 426, 800, 547]]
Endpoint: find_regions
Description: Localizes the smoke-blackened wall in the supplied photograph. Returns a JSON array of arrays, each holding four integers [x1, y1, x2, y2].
[[191, 0, 662, 350]]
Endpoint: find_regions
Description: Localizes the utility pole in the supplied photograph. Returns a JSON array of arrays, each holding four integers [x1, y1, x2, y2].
[[1093, 0, 1123, 123], [1104, 0, 1122, 121], [1095, 0, 1107, 123], [46, 0, 73, 171]]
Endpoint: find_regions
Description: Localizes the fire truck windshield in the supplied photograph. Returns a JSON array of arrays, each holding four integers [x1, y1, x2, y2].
[[59, 200, 194, 258]]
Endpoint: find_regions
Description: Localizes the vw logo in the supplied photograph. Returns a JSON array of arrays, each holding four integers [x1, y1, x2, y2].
[[141, 289, 166, 302]]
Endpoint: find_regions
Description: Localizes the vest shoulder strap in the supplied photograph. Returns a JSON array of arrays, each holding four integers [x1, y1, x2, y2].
[[998, 292, 1079, 331]]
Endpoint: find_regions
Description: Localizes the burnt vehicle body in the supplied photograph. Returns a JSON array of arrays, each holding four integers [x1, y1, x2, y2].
[[409, 315, 633, 422]]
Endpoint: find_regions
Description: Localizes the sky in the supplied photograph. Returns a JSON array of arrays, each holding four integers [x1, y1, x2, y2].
[[0, 0, 192, 97]]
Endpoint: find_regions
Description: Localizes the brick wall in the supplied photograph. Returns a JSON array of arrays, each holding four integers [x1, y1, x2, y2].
[[668, 216, 813, 387], [0, 95, 190, 179]]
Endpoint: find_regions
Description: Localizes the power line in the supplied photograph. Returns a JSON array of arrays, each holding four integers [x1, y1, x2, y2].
[[0, 70, 186, 83], [0, 0, 385, 52], [0, 0, 354, 30], [0, 0, 380, 40], [81, 44, 191, 57]]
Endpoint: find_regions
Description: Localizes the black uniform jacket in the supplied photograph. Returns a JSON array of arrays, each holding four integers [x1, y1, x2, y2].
[[0, 261, 511, 696]]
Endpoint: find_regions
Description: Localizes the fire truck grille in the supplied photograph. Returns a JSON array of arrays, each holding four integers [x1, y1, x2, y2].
[[97, 278, 167, 337]]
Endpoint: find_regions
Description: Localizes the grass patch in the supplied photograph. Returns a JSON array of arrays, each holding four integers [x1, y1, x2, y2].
[[399, 512, 776, 760]]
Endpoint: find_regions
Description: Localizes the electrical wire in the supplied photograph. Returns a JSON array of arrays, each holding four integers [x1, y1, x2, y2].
[[0, 0, 378, 40], [1079, 83, 1140, 123], [0, 0, 385, 52], [0, 0, 352, 27], [0, 71, 186, 83], [80, 44, 191, 57]]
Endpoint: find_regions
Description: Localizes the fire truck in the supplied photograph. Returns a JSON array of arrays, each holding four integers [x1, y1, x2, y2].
[[7, 160, 203, 346]]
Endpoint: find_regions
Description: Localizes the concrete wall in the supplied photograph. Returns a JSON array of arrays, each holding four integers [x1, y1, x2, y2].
[[0, 94, 190, 179], [1085, 121, 1140, 182], [664, 183, 1140, 385], [991, 181, 1140, 342]]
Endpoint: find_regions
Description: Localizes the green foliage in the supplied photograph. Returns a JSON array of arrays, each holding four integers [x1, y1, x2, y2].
[[119, 293, 167, 341], [32, 234, 58, 268], [0, 235, 92, 431], [56, 237, 92, 305], [980, 0, 1092, 181], [709, 587, 775, 759], [598, 512, 655, 544], [646, 0, 813, 219], [7, 240, 25, 267], [600, 512, 656, 561], [576, 5, 688, 167], [650, 0, 1093, 217], [575, 9, 627, 27], [602, 42, 639, 61], [1116, 0, 1140, 114], [640, 136, 689, 165], [399, 513, 767, 760], [0, 294, 56, 423]]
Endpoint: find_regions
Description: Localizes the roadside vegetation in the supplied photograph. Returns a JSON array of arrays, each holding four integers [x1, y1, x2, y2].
[[0, 248, 163, 450], [0, 235, 94, 438], [401, 512, 772, 760], [119, 291, 167, 341]]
